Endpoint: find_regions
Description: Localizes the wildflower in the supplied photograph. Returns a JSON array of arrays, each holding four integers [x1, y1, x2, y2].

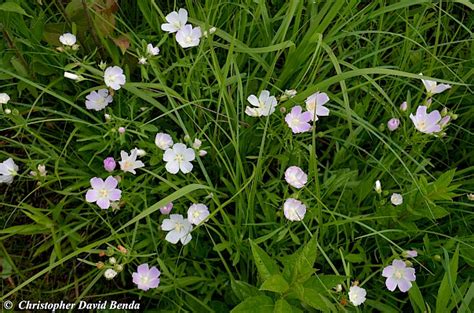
[[382, 259, 416, 292], [161, 214, 193, 245], [104, 66, 126, 90], [285, 106, 312, 133], [85, 89, 113, 111], [64, 72, 81, 81], [403, 250, 418, 258], [103, 157, 116, 172], [187, 203, 210, 225], [138, 57, 147, 65], [192, 138, 202, 149], [146, 43, 160, 56], [387, 118, 400, 131], [161, 8, 188, 33], [85, 176, 122, 210], [132, 264, 160, 291], [37, 164, 47, 177], [163, 143, 195, 174], [374, 180, 382, 194], [305, 92, 330, 121], [410, 106, 442, 134], [155, 133, 173, 150], [119, 149, 145, 174], [348, 286, 367, 306], [245, 90, 278, 117], [283, 198, 306, 221], [160, 202, 173, 215], [468, 194, 474, 201], [199, 150, 207, 157], [0, 158, 19, 184], [118, 127, 126, 134], [104, 269, 117, 280], [176, 24, 202, 48], [59, 33, 76, 46], [284, 166, 308, 189], [390, 193, 403, 206], [0, 93, 10, 104], [419, 73, 451, 95], [400, 101, 408, 112]]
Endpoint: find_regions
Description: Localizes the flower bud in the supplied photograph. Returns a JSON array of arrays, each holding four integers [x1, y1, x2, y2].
[[374, 180, 382, 194], [4, 108, 11, 114], [159, 202, 173, 215], [109, 257, 116, 265], [199, 150, 207, 157], [192, 138, 202, 149], [400, 101, 407, 112], [104, 269, 118, 280], [118, 127, 126, 134], [103, 157, 116, 172], [96, 261, 105, 269], [387, 118, 400, 131]]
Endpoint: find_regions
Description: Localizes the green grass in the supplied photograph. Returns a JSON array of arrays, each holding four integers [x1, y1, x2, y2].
[[1, 0, 473, 312]]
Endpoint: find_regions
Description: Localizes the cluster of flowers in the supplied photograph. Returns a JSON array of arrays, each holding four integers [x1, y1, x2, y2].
[[0, 5, 465, 304]]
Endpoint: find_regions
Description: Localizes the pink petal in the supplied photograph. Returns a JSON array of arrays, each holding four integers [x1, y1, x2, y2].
[[90, 177, 104, 189], [86, 190, 99, 203], [104, 176, 118, 189], [109, 189, 122, 201], [96, 198, 110, 209], [397, 279, 412, 292], [137, 264, 149, 275], [385, 277, 398, 291]]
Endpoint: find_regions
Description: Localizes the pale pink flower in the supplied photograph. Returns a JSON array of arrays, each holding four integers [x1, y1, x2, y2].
[[387, 118, 400, 131], [103, 157, 116, 172], [176, 25, 202, 48], [155, 133, 173, 150], [419, 73, 451, 95], [146, 43, 160, 56], [187, 203, 210, 225], [245, 90, 277, 117], [85, 176, 121, 209], [160, 202, 173, 215], [382, 259, 416, 292], [283, 198, 306, 221], [104, 66, 126, 90], [132, 264, 160, 291], [59, 33, 76, 46], [284, 166, 307, 189], [285, 106, 312, 133], [85, 89, 113, 111], [305, 92, 330, 121], [163, 143, 195, 174], [410, 106, 442, 134], [400, 101, 408, 112]]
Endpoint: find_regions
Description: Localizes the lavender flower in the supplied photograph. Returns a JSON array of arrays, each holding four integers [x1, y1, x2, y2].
[[382, 259, 416, 292], [103, 157, 116, 172], [283, 198, 306, 221], [387, 118, 400, 131], [410, 106, 442, 134], [284, 166, 308, 189], [285, 106, 312, 133], [305, 92, 330, 121], [132, 264, 160, 291], [85, 176, 122, 209], [85, 89, 113, 111]]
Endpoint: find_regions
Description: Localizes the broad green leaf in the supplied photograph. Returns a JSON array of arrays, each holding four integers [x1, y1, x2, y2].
[[273, 299, 292, 313], [250, 240, 280, 281], [408, 282, 426, 312], [436, 247, 460, 313], [260, 274, 289, 294], [231, 280, 260, 301], [304, 275, 347, 293], [294, 234, 318, 282], [0, 2, 31, 17], [300, 288, 335, 312], [231, 295, 274, 313]]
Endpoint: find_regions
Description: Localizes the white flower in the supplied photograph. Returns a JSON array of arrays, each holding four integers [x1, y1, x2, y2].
[[382, 259, 416, 292], [283, 198, 306, 221], [64, 72, 79, 81], [192, 138, 202, 149], [374, 180, 382, 194], [138, 57, 148, 65], [85, 89, 113, 111], [161, 214, 193, 245], [109, 257, 116, 265], [0, 158, 19, 184], [419, 73, 451, 95], [284, 166, 308, 189], [305, 92, 330, 121], [245, 90, 278, 117], [119, 148, 145, 174], [4, 109, 11, 114], [391, 193, 403, 206], [176, 24, 202, 48], [187, 203, 210, 225], [0, 93, 10, 104], [163, 143, 195, 174], [285, 89, 297, 98], [104, 269, 118, 280], [59, 33, 76, 46], [155, 133, 173, 150], [161, 8, 188, 33], [348, 286, 367, 306], [104, 66, 126, 90], [146, 43, 160, 56], [37, 164, 47, 177]]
